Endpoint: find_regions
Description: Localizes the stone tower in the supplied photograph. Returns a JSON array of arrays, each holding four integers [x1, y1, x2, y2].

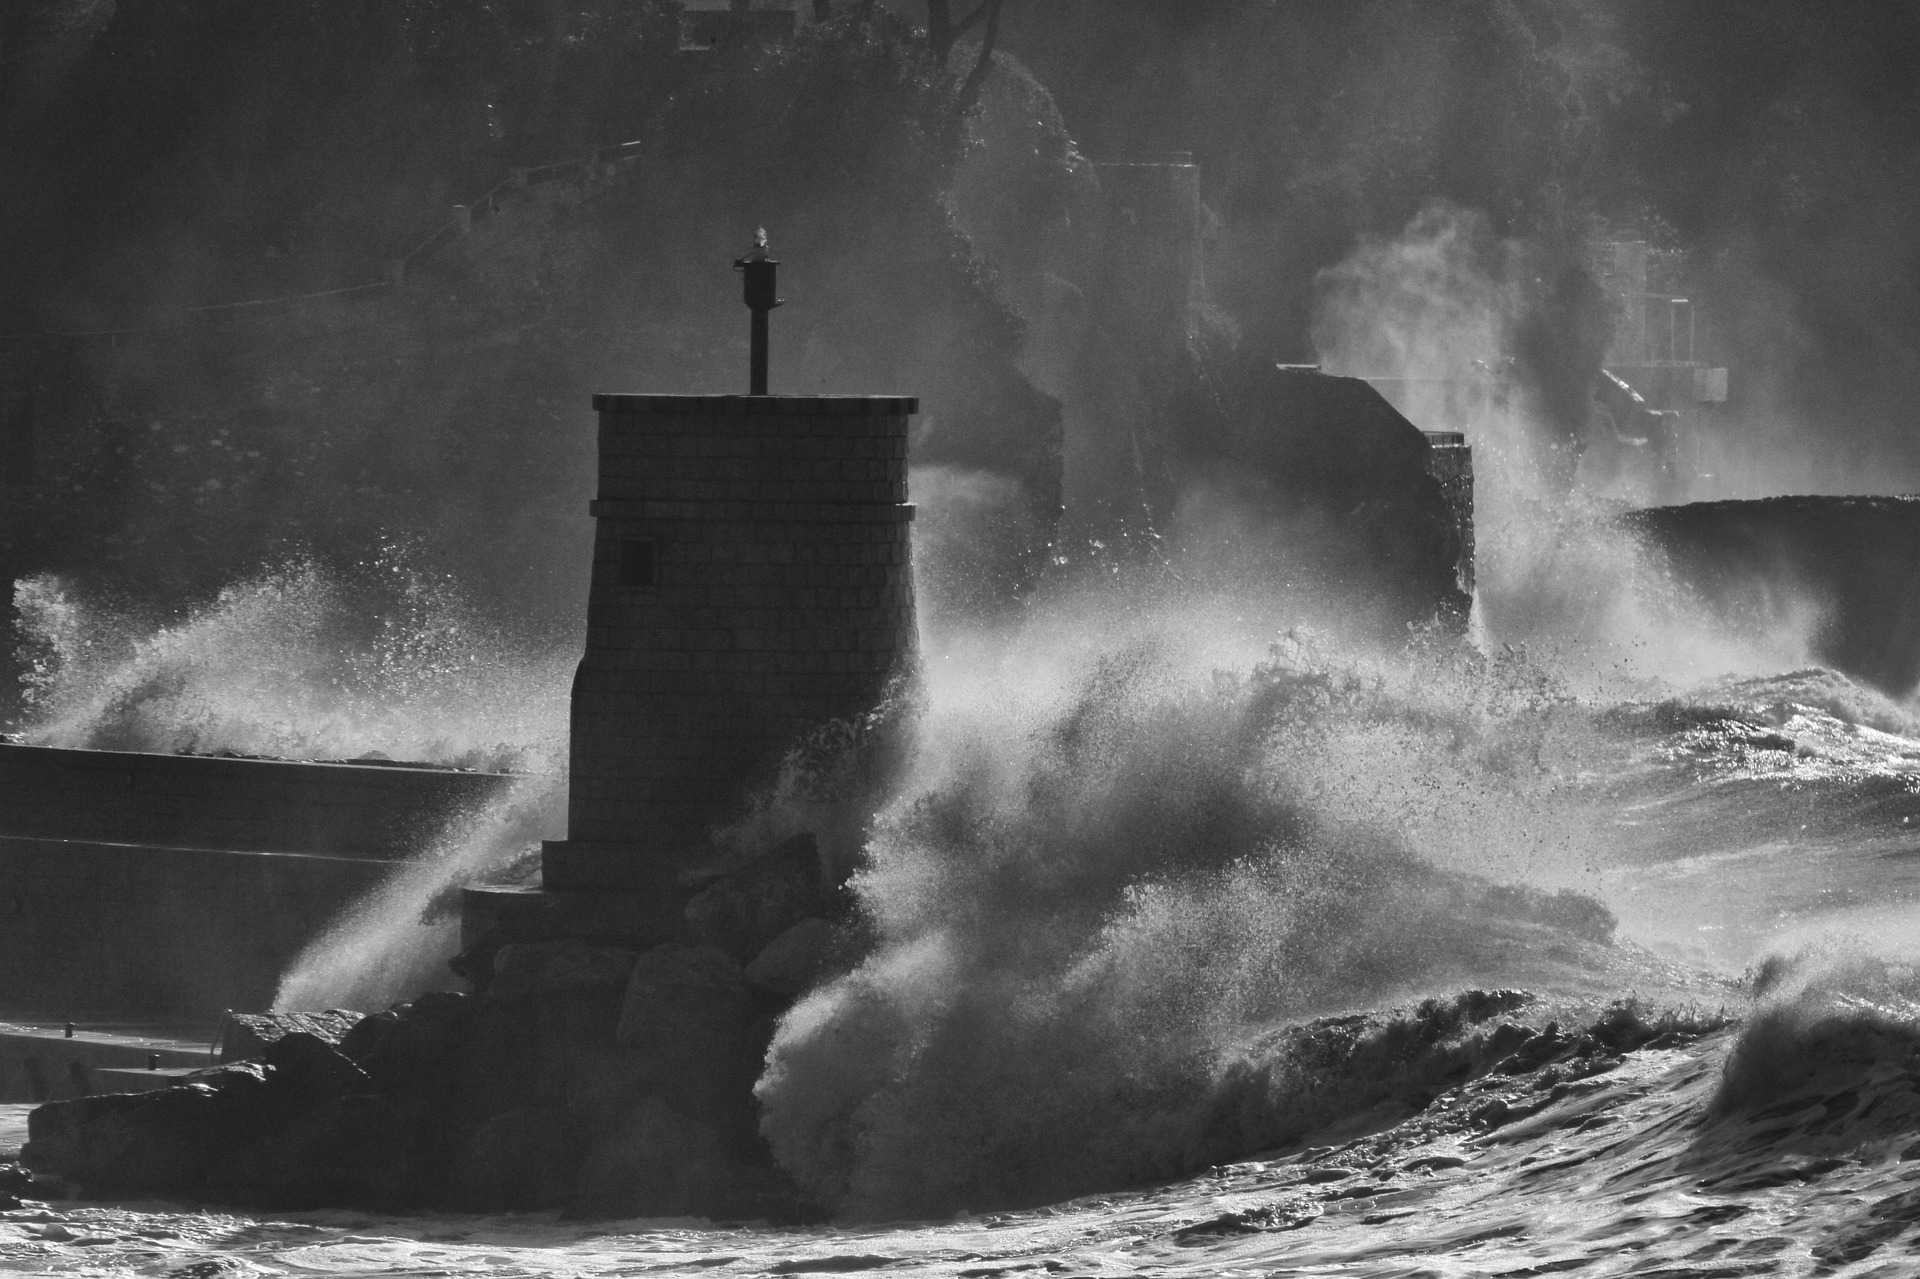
[[542, 391, 919, 897], [465, 237, 917, 957]]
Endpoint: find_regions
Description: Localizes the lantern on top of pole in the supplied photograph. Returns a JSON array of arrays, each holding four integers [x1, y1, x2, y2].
[[734, 228, 782, 396]]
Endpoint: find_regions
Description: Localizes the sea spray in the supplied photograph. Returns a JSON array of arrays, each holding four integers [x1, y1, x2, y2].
[[273, 769, 566, 1012], [1311, 205, 1823, 690], [756, 606, 1638, 1219], [15, 553, 572, 770]]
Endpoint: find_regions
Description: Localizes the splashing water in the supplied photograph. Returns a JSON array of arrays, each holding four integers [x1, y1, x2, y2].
[[1312, 203, 1825, 691], [274, 768, 566, 1012], [11, 553, 577, 1012], [755, 598, 1644, 1219], [15, 554, 571, 772], [748, 209, 1871, 1221]]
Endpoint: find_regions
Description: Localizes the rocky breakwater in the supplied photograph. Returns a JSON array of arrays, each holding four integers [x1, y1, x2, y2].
[[18, 835, 841, 1221]]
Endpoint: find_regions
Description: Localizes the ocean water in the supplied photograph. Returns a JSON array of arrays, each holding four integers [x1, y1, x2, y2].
[[11, 502, 1920, 1273]]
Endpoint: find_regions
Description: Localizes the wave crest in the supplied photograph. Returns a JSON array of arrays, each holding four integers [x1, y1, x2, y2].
[[757, 629, 1626, 1219]]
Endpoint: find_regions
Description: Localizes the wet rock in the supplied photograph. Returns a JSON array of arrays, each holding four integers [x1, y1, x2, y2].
[[568, 1098, 731, 1219], [24, 1085, 228, 1198], [0, 1161, 60, 1201], [337, 991, 472, 1094], [263, 1032, 372, 1105], [486, 941, 636, 1063], [568, 1097, 816, 1223], [22, 1031, 387, 1202], [222, 1095, 411, 1208], [448, 1105, 584, 1211], [684, 833, 824, 962], [744, 917, 835, 997], [616, 944, 757, 1129], [489, 941, 637, 1003], [217, 1009, 363, 1062], [448, 995, 550, 1119]]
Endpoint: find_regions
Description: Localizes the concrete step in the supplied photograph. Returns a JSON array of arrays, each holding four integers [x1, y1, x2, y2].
[[0, 1022, 214, 1103]]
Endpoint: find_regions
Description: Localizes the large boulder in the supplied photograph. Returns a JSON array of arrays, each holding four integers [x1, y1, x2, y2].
[[568, 1097, 815, 1223], [488, 940, 638, 1003], [616, 944, 758, 1132], [568, 1098, 732, 1220], [743, 917, 835, 998], [449, 1104, 585, 1211], [683, 833, 826, 963], [262, 1031, 372, 1103], [24, 1088, 224, 1198], [221, 1094, 412, 1208]]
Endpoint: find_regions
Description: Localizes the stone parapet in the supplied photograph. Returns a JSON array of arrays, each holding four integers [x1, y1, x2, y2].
[[0, 742, 512, 861]]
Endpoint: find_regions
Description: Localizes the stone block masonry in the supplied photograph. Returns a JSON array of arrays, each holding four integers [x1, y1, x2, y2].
[[545, 394, 918, 892]]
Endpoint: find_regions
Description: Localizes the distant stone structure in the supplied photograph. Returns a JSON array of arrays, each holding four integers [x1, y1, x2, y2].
[[1195, 364, 1475, 633], [1631, 496, 1920, 698]]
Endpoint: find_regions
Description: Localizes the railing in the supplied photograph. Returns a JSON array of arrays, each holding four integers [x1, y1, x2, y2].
[[0, 138, 648, 350]]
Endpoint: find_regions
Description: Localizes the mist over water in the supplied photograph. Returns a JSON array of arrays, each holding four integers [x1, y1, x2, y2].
[[1316, 205, 1825, 690]]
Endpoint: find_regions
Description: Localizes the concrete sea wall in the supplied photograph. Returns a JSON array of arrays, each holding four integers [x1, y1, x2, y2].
[[0, 745, 515, 1019], [1628, 496, 1920, 697]]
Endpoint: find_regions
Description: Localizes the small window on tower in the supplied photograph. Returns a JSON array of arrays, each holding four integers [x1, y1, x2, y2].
[[619, 539, 657, 588]]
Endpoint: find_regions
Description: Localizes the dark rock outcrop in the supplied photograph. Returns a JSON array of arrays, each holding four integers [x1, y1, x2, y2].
[[23, 937, 826, 1220], [24, 820, 864, 1221]]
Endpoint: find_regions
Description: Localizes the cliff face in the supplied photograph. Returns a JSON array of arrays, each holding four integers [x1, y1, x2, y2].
[[1630, 497, 1920, 697]]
